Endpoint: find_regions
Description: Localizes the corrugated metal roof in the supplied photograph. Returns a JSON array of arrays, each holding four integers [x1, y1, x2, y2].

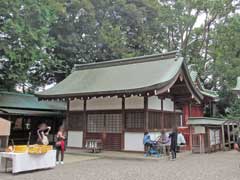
[[0, 92, 66, 110]]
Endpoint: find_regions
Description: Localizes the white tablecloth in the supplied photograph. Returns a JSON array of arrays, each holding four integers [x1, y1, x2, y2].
[[0, 150, 56, 173]]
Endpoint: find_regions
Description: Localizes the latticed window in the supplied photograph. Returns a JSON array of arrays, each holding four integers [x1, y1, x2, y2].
[[87, 113, 122, 133], [105, 114, 122, 133], [68, 113, 84, 131], [87, 114, 105, 133], [148, 112, 162, 129], [125, 111, 144, 129]]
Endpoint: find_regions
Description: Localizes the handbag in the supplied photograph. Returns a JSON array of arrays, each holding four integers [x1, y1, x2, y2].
[[55, 141, 61, 147]]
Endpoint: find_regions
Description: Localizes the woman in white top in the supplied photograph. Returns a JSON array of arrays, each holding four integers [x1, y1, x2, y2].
[[37, 123, 51, 145]]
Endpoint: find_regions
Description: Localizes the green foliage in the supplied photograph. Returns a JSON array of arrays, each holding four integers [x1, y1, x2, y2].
[[0, 0, 65, 91], [1, 0, 240, 118]]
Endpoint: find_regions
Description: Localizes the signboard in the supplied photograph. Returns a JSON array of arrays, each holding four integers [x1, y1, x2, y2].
[[193, 126, 205, 134], [0, 118, 11, 136]]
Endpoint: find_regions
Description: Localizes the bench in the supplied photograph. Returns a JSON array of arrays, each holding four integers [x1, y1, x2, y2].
[[85, 139, 103, 153], [177, 145, 187, 152]]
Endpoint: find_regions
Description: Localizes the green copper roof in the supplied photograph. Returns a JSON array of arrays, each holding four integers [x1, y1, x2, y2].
[[199, 89, 218, 99], [0, 91, 66, 111], [36, 51, 203, 101], [0, 108, 62, 116], [190, 70, 218, 99], [190, 71, 198, 83], [232, 76, 240, 91], [188, 117, 226, 125]]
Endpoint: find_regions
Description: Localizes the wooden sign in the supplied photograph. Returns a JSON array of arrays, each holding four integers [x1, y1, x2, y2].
[[0, 118, 11, 136], [193, 126, 205, 134]]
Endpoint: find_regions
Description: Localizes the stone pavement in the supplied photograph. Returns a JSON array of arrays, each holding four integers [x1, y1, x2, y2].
[[0, 150, 240, 180], [66, 148, 175, 161], [63, 153, 100, 164]]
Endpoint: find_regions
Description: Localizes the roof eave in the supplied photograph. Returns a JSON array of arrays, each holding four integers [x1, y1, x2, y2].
[[181, 62, 204, 103]]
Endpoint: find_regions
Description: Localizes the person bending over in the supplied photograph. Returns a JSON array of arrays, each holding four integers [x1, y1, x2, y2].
[[37, 123, 51, 145]]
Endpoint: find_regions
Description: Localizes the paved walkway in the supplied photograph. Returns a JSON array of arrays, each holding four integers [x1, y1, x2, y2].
[[66, 148, 177, 161], [60, 153, 100, 164], [0, 151, 240, 180]]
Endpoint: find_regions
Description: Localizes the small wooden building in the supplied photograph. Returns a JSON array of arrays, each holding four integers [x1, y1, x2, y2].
[[0, 91, 66, 145], [36, 51, 215, 151], [188, 117, 240, 153]]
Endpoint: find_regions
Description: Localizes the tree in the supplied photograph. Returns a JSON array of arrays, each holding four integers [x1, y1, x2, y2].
[[1, 0, 240, 119], [0, 0, 65, 91]]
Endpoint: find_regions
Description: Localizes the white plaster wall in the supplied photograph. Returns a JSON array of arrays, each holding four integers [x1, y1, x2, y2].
[[163, 98, 174, 111], [125, 96, 144, 109], [148, 96, 162, 110], [70, 99, 84, 111], [67, 131, 83, 148], [124, 132, 144, 151], [87, 96, 121, 110]]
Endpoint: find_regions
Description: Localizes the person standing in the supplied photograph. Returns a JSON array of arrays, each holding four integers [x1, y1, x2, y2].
[[56, 126, 65, 165], [169, 127, 178, 160], [156, 129, 170, 155]]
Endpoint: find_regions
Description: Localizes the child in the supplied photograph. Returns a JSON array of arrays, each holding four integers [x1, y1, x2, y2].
[[143, 131, 152, 156]]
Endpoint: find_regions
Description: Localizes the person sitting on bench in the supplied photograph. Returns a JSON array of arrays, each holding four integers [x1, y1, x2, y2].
[[143, 131, 153, 155]]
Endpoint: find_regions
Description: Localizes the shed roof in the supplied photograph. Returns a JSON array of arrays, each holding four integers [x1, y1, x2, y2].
[[36, 51, 203, 101], [188, 117, 226, 125], [0, 108, 62, 116], [0, 91, 66, 111]]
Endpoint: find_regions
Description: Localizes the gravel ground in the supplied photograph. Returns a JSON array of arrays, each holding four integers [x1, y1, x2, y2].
[[0, 151, 240, 180]]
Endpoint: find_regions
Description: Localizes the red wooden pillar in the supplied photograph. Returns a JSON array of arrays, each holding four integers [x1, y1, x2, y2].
[[182, 103, 189, 126]]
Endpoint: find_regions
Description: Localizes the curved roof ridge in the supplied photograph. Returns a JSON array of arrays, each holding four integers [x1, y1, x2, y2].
[[73, 50, 178, 71]]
